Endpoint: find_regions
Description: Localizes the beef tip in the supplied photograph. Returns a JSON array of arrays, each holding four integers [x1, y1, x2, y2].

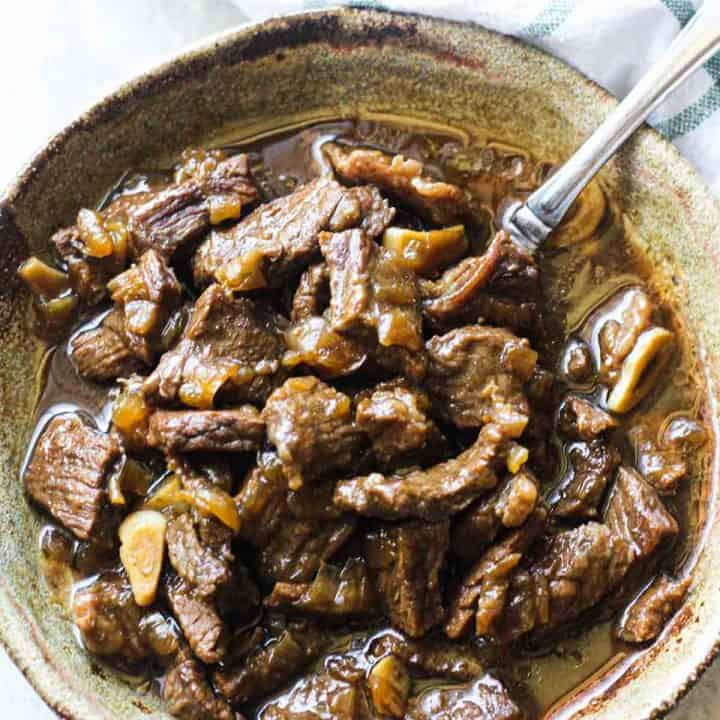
[[452, 470, 539, 562], [604, 466, 679, 568], [70, 309, 143, 382], [355, 379, 446, 471], [235, 457, 355, 582], [365, 521, 449, 637], [214, 622, 327, 705], [262, 376, 365, 489], [320, 228, 424, 355], [557, 395, 617, 440], [426, 324, 537, 429], [143, 285, 286, 408], [193, 176, 393, 288], [148, 406, 264, 453], [72, 573, 148, 661], [163, 651, 237, 720], [24, 415, 122, 540], [334, 420, 524, 521], [324, 142, 468, 225], [290, 262, 329, 322], [616, 574, 691, 643], [328, 184, 396, 237], [166, 513, 233, 597], [407, 676, 525, 720], [561, 338, 595, 384], [265, 558, 378, 617], [166, 576, 228, 663], [445, 509, 546, 640], [551, 441, 620, 519]]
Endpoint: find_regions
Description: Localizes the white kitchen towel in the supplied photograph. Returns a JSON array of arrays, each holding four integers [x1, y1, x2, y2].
[[227, 0, 720, 195]]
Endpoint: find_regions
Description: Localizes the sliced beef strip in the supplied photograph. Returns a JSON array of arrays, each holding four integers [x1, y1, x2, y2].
[[143, 285, 287, 408], [148, 406, 264, 453], [355, 379, 446, 471], [557, 395, 617, 441], [262, 376, 366, 489], [452, 470, 539, 562], [24, 414, 122, 540], [163, 651, 237, 720], [290, 262, 329, 322], [193, 176, 394, 288], [425, 324, 537, 430], [616, 574, 691, 643], [165, 575, 228, 664], [328, 184, 396, 237], [365, 520, 449, 637], [334, 420, 525, 521], [324, 142, 468, 225], [551, 441, 620, 520], [72, 573, 148, 661], [407, 676, 525, 720]]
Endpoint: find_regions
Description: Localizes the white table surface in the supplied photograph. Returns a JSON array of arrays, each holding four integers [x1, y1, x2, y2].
[[0, 1, 718, 717]]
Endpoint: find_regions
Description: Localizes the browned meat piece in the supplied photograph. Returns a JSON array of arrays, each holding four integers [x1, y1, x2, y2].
[[617, 575, 691, 643], [166, 576, 228, 664], [407, 676, 525, 720], [320, 228, 423, 354], [557, 395, 617, 440], [262, 376, 365, 488], [551, 441, 620, 519], [24, 415, 122, 540], [166, 513, 232, 597], [72, 573, 148, 661], [426, 324, 537, 429], [452, 470, 539, 561], [365, 521, 449, 637], [334, 421, 522, 521], [148, 406, 264, 453], [325, 142, 468, 224], [265, 558, 378, 617], [561, 338, 595, 384], [70, 309, 143, 382], [290, 262, 329, 321], [163, 651, 237, 720], [445, 509, 546, 639], [355, 379, 445, 470], [193, 176, 393, 288], [143, 285, 286, 408], [214, 623, 327, 705], [236, 457, 355, 582], [328, 184, 396, 237], [604, 466, 679, 569]]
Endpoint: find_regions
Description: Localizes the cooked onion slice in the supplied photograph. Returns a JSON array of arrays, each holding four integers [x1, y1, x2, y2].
[[383, 225, 467, 276]]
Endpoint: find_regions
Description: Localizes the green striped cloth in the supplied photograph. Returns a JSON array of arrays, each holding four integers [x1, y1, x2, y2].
[[230, 0, 719, 194]]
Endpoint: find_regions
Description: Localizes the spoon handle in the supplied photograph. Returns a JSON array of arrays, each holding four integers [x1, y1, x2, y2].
[[526, 1, 720, 230]]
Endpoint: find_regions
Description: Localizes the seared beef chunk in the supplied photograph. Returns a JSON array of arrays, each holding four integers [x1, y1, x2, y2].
[[72, 573, 148, 661], [365, 521, 449, 637], [25, 415, 122, 540], [407, 676, 525, 720], [452, 470, 539, 561], [551, 441, 620, 519], [148, 406, 264, 453], [335, 421, 523, 521], [557, 395, 617, 440], [262, 376, 365, 489], [426, 324, 537, 429], [617, 575, 690, 643], [325, 142, 467, 224], [290, 262, 330, 322], [193, 176, 394, 288], [355, 379, 445, 470], [144, 285, 286, 408], [163, 651, 237, 720], [214, 622, 327, 706], [166, 575, 228, 663], [265, 558, 378, 617]]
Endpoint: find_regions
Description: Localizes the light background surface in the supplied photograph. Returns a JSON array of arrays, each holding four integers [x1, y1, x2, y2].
[[0, 1, 718, 717]]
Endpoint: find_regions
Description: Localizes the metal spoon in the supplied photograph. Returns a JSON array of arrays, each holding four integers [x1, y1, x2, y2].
[[502, 1, 720, 253]]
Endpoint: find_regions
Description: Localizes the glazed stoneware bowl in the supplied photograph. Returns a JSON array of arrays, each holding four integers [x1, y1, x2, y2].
[[1, 8, 719, 719]]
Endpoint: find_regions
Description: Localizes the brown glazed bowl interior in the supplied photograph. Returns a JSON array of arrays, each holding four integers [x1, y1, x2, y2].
[[1, 8, 719, 719]]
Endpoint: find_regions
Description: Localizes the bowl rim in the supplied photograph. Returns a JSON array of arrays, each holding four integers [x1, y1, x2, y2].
[[1, 6, 719, 719]]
